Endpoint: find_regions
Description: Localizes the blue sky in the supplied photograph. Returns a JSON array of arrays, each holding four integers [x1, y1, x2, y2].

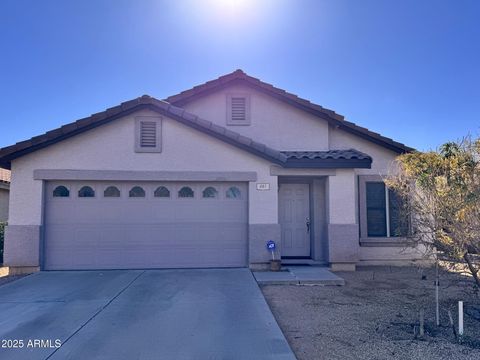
[[0, 0, 478, 151]]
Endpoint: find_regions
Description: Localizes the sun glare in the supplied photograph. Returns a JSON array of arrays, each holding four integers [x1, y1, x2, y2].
[[209, 0, 252, 12], [204, 0, 258, 20]]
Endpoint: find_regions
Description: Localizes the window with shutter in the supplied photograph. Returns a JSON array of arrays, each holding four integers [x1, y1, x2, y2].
[[227, 94, 250, 125], [135, 116, 162, 152]]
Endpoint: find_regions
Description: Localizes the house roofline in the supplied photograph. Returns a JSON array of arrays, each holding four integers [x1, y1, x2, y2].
[[165, 70, 414, 154], [0, 96, 371, 170]]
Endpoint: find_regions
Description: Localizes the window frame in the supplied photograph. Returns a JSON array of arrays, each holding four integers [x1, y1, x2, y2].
[[226, 186, 242, 200], [134, 116, 162, 153], [202, 186, 218, 199], [154, 186, 171, 199], [358, 175, 409, 246], [129, 186, 146, 198], [103, 185, 121, 198], [52, 185, 70, 198], [78, 185, 96, 198], [178, 186, 195, 199], [226, 93, 251, 126]]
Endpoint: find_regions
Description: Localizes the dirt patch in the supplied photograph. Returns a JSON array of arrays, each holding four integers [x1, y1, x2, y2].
[[262, 266, 480, 360]]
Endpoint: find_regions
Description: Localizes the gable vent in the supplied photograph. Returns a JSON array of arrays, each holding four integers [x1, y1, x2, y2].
[[231, 97, 246, 122], [140, 121, 157, 147]]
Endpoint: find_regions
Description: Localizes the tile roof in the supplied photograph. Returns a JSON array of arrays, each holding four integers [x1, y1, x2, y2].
[[0, 96, 371, 170], [281, 150, 372, 168], [0, 168, 10, 183], [166, 70, 414, 154], [282, 149, 372, 160]]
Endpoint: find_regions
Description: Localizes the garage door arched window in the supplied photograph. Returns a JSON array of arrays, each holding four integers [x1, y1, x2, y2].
[[202, 187, 218, 198], [226, 186, 241, 199], [154, 186, 170, 198], [129, 186, 145, 198], [53, 185, 70, 197], [178, 186, 194, 198], [104, 186, 120, 198], [78, 186, 95, 198]]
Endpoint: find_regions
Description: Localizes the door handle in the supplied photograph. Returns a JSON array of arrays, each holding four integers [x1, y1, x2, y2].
[[306, 217, 311, 233]]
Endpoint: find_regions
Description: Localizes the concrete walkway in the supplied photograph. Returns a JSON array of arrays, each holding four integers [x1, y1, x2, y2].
[[0, 269, 296, 360], [253, 266, 345, 285]]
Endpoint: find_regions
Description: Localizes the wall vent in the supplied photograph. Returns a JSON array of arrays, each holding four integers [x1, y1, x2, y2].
[[140, 121, 157, 148], [135, 116, 162, 153], [231, 97, 246, 122], [227, 94, 250, 125]]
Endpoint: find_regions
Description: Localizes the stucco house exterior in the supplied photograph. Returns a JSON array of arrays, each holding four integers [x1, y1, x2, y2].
[[0, 168, 10, 222], [0, 70, 422, 273]]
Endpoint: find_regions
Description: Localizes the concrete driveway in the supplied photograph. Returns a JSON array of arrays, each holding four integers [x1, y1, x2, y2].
[[0, 269, 295, 360]]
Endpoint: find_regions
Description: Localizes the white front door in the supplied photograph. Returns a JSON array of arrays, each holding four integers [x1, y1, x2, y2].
[[279, 183, 311, 257]]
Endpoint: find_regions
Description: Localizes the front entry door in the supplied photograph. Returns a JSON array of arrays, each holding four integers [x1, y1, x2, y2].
[[279, 183, 311, 257]]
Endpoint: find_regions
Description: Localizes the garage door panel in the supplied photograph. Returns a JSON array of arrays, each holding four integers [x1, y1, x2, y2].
[[45, 181, 248, 270]]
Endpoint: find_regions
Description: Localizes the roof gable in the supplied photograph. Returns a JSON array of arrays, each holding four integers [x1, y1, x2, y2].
[[0, 96, 371, 170], [166, 70, 413, 154]]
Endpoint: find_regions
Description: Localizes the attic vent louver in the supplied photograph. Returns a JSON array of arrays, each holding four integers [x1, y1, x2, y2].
[[140, 121, 157, 147], [227, 94, 250, 125], [135, 116, 162, 153], [231, 97, 246, 122]]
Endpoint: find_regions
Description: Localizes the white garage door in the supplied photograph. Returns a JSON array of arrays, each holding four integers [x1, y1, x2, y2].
[[44, 181, 248, 270]]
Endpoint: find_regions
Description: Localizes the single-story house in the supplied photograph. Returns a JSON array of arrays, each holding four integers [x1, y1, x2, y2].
[[0, 70, 423, 273], [0, 168, 10, 222]]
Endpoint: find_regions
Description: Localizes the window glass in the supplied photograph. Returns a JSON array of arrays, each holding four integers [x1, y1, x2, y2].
[[104, 186, 120, 198], [78, 186, 95, 198], [178, 187, 194, 198], [202, 187, 218, 198], [226, 186, 241, 199], [388, 189, 408, 237], [53, 186, 69, 197], [129, 186, 145, 198], [154, 186, 170, 198], [366, 182, 386, 237]]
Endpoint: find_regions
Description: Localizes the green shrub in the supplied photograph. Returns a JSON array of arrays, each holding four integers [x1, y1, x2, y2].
[[0, 222, 5, 265]]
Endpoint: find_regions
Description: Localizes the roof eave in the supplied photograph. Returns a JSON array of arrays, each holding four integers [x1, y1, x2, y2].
[[0, 101, 289, 169], [284, 158, 372, 169]]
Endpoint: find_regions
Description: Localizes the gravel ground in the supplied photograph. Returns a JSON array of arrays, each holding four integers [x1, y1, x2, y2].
[[262, 266, 480, 360]]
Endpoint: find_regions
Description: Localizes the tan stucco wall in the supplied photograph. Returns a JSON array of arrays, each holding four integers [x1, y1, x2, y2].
[[327, 169, 357, 224], [329, 126, 398, 175], [0, 187, 9, 222], [9, 109, 278, 227], [182, 84, 330, 151]]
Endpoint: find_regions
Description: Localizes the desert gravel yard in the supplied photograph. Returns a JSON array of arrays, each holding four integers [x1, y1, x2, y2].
[[262, 266, 480, 360]]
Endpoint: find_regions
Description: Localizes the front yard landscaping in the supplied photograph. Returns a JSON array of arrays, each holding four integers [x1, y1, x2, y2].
[[262, 266, 480, 360]]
